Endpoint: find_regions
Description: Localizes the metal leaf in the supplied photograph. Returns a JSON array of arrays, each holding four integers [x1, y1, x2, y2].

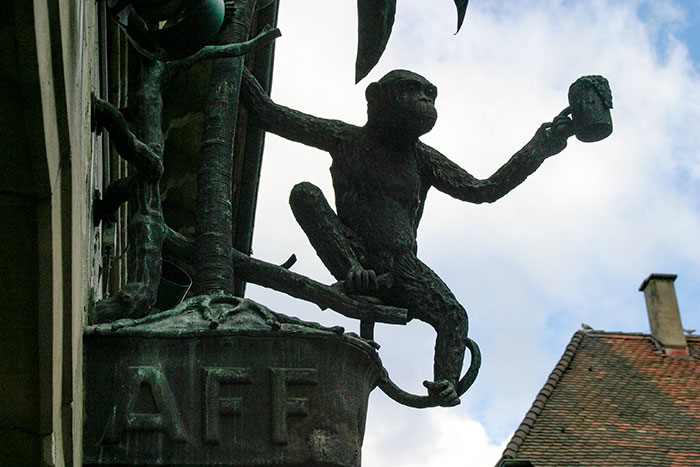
[[355, 0, 396, 83], [454, 0, 468, 33]]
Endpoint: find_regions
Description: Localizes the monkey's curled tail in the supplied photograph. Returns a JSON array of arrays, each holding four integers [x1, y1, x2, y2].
[[377, 337, 481, 408]]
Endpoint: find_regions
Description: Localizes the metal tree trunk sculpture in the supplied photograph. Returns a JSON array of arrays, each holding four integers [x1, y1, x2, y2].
[[195, 0, 256, 296], [92, 3, 280, 322]]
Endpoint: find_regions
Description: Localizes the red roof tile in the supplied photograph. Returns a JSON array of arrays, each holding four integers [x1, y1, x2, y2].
[[499, 331, 700, 466]]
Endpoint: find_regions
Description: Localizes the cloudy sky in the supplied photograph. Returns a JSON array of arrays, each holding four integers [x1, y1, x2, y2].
[[244, 1, 700, 465]]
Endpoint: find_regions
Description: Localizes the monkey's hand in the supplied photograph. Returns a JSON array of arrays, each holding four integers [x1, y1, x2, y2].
[[539, 114, 574, 156], [549, 114, 575, 137], [423, 380, 461, 407], [344, 267, 379, 295]]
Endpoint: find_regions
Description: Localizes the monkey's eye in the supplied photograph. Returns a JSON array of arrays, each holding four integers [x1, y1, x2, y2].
[[401, 81, 421, 94], [425, 85, 437, 100]]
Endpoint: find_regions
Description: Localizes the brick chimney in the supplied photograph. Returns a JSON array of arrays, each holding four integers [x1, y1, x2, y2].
[[639, 273, 688, 356]]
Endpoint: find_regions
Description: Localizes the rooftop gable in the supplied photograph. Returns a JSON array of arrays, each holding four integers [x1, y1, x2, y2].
[[500, 330, 700, 466]]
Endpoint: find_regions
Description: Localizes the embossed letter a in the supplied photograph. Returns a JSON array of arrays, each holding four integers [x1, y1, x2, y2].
[[101, 365, 189, 444]]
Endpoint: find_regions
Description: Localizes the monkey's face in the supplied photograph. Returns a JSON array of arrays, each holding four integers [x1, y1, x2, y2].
[[367, 70, 439, 140], [392, 77, 438, 137]]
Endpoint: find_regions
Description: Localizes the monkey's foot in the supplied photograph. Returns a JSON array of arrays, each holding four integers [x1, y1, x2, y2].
[[423, 379, 461, 407], [90, 282, 155, 324]]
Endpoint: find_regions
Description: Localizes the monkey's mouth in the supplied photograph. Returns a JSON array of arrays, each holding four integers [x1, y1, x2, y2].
[[417, 110, 437, 122], [415, 103, 437, 117]]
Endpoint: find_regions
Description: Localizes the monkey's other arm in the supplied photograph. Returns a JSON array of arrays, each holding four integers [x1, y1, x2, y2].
[[240, 67, 355, 152], [423, 115, 573, 204]]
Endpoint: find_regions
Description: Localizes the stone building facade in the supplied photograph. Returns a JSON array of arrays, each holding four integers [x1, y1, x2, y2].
[[2, 2, 128, 464]]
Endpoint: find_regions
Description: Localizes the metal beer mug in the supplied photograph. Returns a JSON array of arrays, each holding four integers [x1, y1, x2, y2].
[[566, 75, 613, 142]]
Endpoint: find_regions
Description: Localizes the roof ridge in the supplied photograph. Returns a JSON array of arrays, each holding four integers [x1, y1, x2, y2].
[[586, 330, 649, 337], [498, 330, 587, 463]]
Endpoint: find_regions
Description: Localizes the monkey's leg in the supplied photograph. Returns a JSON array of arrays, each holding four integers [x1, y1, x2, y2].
[[384, 254, 469, 388], [289, 182, 366, 281]]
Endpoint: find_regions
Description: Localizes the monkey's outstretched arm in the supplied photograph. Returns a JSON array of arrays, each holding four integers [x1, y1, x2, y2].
[[423, 122, 570, 204], [240, 67, 355, 152]]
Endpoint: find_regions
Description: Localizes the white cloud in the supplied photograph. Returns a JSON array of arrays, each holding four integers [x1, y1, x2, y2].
[[363, 406, 508, 467], [246, 0, 700, 464]]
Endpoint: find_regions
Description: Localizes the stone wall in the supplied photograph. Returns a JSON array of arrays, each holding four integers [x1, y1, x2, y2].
[[0, 1, 105, 464]]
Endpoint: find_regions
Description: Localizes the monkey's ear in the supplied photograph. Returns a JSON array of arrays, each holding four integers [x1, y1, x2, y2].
[[366, 82, 382, 103]]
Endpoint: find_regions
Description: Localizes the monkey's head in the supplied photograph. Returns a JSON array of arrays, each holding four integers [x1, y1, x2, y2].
[[365, 70, 438, 141]]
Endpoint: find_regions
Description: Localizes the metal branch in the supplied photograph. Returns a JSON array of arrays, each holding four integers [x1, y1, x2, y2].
[[163, 228, 408, 325], [163, 25, 281, 80], [280, 254, 297, 269], [163, 227, 197, 263], [91, 61, 168, 324], [94, 176, 134, 226], [93, 97, 164, 180]]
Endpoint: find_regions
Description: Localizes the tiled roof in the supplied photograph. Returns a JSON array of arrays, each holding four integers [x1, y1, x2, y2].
[[499, 330, 700, 466]]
